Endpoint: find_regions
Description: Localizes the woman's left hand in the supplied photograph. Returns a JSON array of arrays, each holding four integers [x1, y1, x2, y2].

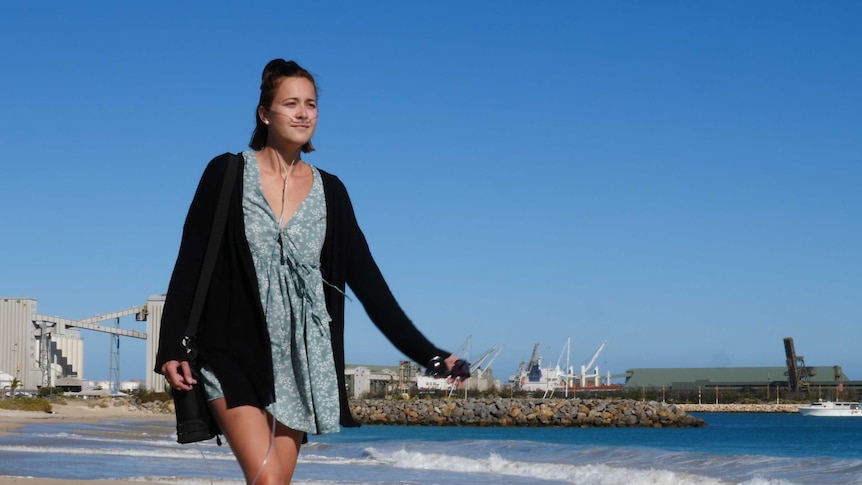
[[425, 354, 471, 383], [444, 354, 471, 384]]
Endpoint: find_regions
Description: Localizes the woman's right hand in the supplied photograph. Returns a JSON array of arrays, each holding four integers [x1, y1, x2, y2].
[[161, 360, 197, 391]]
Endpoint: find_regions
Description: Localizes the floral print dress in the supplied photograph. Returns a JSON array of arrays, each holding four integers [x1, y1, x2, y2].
[[201, 150, 340, 435]]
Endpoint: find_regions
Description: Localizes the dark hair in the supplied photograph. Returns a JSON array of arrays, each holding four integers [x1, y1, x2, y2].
[[249, 59, 317, 152]]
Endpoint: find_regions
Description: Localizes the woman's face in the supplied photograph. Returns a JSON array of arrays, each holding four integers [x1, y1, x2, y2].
[[260, 76, 318, 149]]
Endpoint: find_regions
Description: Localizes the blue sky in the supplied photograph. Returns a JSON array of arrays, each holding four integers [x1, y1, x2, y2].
[[1, 2, 860, 384]]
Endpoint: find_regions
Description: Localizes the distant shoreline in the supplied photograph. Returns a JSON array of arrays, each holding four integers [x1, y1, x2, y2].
[[677, 403, 801, 413], [0, 399, 171, 437], [0, 479, 173, 485], [0, 400, 173, 484]]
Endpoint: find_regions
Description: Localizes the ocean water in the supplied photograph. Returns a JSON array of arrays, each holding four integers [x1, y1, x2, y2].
[[1, 412, 862, 484]]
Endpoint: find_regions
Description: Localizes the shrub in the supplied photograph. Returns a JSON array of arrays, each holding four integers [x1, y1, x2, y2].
[[137, 390, 171, 404], [0, 396, 53, 413]]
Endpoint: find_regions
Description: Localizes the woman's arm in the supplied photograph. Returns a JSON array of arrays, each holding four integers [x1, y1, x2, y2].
[[337, 180, 452, 366]]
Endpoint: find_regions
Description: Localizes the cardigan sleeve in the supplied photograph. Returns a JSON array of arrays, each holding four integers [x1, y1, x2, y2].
[[154, 154, 231, 372], [336, 178, 451, 367]]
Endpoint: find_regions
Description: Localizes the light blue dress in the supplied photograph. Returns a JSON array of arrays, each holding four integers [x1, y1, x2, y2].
[[201, 150, 340, 435]]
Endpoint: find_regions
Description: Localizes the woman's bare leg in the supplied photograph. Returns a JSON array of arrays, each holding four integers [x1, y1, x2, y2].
[[210, 398, 304, 484]]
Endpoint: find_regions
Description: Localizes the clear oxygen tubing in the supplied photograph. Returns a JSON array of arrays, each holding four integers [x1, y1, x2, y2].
[[250, 148, 347, 484], [251, 151, 290, 485], [195, 444, 215, 485], [250, 411, 278, 485]]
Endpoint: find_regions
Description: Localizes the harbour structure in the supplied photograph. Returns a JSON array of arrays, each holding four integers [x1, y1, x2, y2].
[[10, 296, 852, 399], [345, 361, 500, 398], [343, 363, 402, 398], [415, 336, 504, 394], [509, 342, 572, 394], [623, 338, 860, 395], [623, 366, 850, 391], [1, 296, 501, 395], [0, 295, 193, 392], [509, 338, 612, 396], [0, 297, 152, 392]]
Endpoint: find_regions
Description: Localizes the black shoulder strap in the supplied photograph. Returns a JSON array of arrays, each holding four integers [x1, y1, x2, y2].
[[184, 154, 240, 342]]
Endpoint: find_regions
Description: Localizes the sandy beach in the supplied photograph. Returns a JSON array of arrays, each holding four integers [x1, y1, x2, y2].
[[1, 399, 175, 484], [0, 398, 172, 435], [0, 480, 173, 485]]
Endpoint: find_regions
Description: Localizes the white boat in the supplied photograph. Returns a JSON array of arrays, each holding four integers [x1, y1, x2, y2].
[[798, 400, 862, 417]]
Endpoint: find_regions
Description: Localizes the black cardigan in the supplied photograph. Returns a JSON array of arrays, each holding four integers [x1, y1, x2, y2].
[[155, 153, 448, 427]]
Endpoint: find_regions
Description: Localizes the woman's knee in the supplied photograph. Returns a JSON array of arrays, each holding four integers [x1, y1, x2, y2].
[[209, 404, 301, 484], [247, 468, 287, 485]]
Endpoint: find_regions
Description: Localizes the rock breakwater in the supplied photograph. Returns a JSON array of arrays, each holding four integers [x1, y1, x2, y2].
[[677, 403, 800, 413], [350, 398, 706, 427]]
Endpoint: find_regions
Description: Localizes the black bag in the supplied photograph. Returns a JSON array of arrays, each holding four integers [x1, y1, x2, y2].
[[171, 364, 220, 444], [168, 154, 238, 445]]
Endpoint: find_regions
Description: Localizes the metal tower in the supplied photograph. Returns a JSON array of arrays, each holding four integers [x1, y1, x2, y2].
[[109, 317, 121, 394], [784, 337, 815, 393]]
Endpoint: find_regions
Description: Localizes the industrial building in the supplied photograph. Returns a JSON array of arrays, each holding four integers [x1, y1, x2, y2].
[[623, 339, 860, 395], [0, 296, 157, 393], [623, 366, 850, 390], [10, 296, 842, 398], [344, 361, 499, 398], [0, 296, 499, 396]]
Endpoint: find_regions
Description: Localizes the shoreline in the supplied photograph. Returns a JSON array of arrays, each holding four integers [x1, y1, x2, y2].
[[676, 403, 801, 413], [0, 399, 806, 484], [0, 398, 172, 437], [1, 400, 175, 485], [0, 480, 174, 485]]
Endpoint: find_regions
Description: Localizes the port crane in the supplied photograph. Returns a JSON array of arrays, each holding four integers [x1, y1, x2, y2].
[[521, 343, 540, 375], [579, 340, 607, 387], [451, 335, 503, 378], [417, 335, 504, 394], [447, 343, 504, 397], [546, 337, 576, 398], [784, 337, 814, 393], [469, 344, 504, 380], [34, 306, 147, 392]]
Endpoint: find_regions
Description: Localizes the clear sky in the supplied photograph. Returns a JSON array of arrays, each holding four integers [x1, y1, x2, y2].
[[1, 2, 860, 384]]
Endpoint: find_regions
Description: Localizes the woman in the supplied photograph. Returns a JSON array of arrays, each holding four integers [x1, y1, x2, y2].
[[156, 59, 464, 484]]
